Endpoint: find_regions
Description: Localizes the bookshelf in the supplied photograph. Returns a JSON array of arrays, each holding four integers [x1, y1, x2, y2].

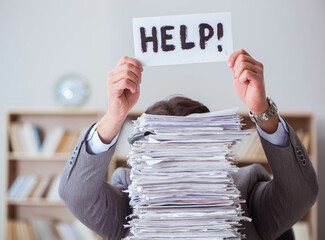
[[4, 109, 103, 240], [111, 110, 318, 240], [5, 109, 316, 239]]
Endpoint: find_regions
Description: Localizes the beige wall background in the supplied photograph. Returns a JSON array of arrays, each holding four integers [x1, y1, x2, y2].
[[1, 0, 325, 239]]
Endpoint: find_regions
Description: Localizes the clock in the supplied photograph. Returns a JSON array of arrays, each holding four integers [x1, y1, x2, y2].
[[55, 74, 90, 107]]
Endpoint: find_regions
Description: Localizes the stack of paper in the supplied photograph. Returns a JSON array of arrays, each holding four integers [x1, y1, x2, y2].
[[125, 108, 251, 239]]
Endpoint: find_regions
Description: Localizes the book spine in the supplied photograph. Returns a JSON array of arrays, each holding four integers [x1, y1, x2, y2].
[[22, 122, 39, 154], [9, 123, 23, 152]]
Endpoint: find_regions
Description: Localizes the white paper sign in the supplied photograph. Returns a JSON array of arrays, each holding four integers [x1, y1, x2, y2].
[[133, 12, 233, 66]]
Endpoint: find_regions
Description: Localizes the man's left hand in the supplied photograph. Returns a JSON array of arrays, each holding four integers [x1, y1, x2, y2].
[[227, 49, 268, 115], [228, 49, 279, 134]]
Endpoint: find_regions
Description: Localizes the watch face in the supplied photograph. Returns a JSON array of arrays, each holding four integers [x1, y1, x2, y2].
[[55, 74, 90, 107]]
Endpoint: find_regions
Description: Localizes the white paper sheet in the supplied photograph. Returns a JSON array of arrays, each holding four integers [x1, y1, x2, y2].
[[133, 12, 233, 66], [124, 108, 252, 240]]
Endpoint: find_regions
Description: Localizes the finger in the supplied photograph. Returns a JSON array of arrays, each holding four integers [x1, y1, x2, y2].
[[114, 79, 138, 94], [234, 54, 263, 69], [108, 66, 140, 83], [227, 49, 251, 68], [109, 64, 142, 84], [238, 70, 250, 84], [117, 56, 143, 72], [110, 70, 140, 87], [238, 70, 259, 85], [233, 61, 262, 80], [120, 63, 142, 83]]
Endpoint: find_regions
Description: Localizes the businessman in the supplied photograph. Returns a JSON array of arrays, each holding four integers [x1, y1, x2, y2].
[[59, 49, 318, 240]]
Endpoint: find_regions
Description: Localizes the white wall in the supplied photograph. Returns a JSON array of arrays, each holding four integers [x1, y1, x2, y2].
[[1, 0, 325, 238]]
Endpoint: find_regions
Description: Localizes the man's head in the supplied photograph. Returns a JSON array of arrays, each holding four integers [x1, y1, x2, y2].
[[145, 96, 210, 116]]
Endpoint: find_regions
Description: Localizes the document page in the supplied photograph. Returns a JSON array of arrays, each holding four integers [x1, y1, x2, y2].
[[124, 108, 251, 239]]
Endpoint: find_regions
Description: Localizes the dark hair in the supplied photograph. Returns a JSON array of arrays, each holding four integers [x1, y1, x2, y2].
[[145, 96, 210, 116]]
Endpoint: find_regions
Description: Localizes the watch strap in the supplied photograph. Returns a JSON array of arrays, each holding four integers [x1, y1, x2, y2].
[[249, 97, 278, 123]]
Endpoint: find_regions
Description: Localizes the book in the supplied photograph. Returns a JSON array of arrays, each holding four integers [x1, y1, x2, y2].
[[30, 176, 52, 199], [6, 220, 13, 240], [8, 175, 63, 201], [235, 129, 269, 162], [6, 219, 34, 240], [17, 123, 28, 153], [247, 132, 260, 161], [6, 219, 100, 240], [55, 222, 81, 240], [28, 177, 42, 198], [55, 132, 69, 153], [8, 175, 25, 201], [73, 220, 98, 240], [62, 132, 80, 153], [16, 220, 25, 240], [9, 123, 23, 152], [32, 123, 42, 152], [236, 130, 255, 160], [29, 218, 58, 240], [18, 175, 39, 201], [46, 175, 61, 201], [22, 122, 42, 154], [41, 127, 65, 155]]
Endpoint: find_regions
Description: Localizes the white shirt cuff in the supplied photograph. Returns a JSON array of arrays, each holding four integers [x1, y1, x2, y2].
[[256, 115, 289, 147], [86, 122, 119, 155], [87, 116, 289, 154]]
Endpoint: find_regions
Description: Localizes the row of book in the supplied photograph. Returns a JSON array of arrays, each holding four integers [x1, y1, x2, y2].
[[234, 130, 266, 162], [9, 122, 83, 155], [234, 128, 310, 162], [8, 175, 61, 201], [6, 218, 102, 240]]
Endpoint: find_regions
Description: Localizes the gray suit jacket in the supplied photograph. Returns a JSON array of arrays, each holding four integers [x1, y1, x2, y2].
[[59, 120, 318, 240]]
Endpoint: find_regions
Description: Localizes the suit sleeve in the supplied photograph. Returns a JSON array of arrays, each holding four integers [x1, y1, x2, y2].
[[58, 124, 131, 240], [248, 120, 318, 240]]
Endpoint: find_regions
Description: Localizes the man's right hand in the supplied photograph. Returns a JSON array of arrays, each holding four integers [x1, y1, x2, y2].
[[97, 56, 143, 144]]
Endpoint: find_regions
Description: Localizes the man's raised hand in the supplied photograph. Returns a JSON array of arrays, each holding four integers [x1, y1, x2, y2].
[[228, 49, 279, 133], [228, 49, 268, 115], [98, 57, 143, 144]]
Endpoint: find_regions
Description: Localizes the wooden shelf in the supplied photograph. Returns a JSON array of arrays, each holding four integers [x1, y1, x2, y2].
[[4, 109, 104, 240], [8, 152, 71, 161], [7, 200, 66, 207], [5, 109, 316, 239]]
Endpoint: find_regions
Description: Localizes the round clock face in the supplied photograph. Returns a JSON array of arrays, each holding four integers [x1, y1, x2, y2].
[[55, 75, 90, 107]]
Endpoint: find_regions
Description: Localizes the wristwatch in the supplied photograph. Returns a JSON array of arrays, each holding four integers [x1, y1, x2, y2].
[[249, 97, 278, 123]]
